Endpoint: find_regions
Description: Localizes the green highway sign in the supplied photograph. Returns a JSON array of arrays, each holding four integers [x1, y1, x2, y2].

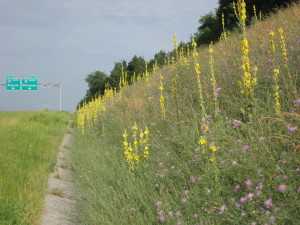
[[6, 76, 21, 90], [22, 77, 38, 90], [5, 76, 38, 90]]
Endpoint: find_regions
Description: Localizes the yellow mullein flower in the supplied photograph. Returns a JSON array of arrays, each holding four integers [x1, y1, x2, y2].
[[192, 38, 206, 120], [278, 28, 291, 80], [233, 0, 247, 36], [253, 5, 258, 20], [209, 43, 219, 116], [210, 144, 217, 152], [198, 136, 208, 145], [273, 69, 281, 116], [209, 155, 216, 162], [132, 124, 138, 131], [159, 75, 166, 119]]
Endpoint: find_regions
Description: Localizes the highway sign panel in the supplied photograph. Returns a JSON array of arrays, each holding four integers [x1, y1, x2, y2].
[[22, 77, 38, 90], [6, 76, 21, 90]]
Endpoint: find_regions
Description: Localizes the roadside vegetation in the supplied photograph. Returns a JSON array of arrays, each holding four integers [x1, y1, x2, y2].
[[0, 111, 71, 225], [72, 1, 299, 224]]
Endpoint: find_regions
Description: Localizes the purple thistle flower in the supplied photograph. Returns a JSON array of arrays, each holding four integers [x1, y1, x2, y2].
[[176, 221, 182, 225], [257, 169, 263, 175], [286, 125, 297, 133], [293, 98, 300, 108], [235, 202, 241, 208], [228, 149, 235, 154], [207, 189, 212, 194], [175, 211, 182, 217], [190, 176, 195, 183], [215, 87, 221, 97], [158, 210, 164, 216], [242, 145, 249, 152], [245, 179, 252, 187], [177, 169, 182, 175], [156, 201, 162, 207], [220, 205, 227, 214], [241, 212, 247, 216], [278, 184, 287, 192], [184, 190, 189, 196], [157, 216, 165, 221], [182, 198, 187, 203], [240, 197, 247, 203], [232, 161, 238, 166], [168, 211, 174, 216], [193, 213, 199, 218], [259, 137, 265, 141], [234, 184, 241, 192], [247, 193, 255, 201], [264, 198, 273, 208], [233, 120, 242, 127], [195, 147, 200, 152], [270, 216, 276, 224]]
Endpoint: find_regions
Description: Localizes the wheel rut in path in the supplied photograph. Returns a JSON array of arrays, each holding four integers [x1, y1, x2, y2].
[[39, 123, 76, 225]]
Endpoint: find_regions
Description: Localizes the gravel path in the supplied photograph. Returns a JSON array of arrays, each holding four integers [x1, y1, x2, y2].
[[39, 125, 76, 225]]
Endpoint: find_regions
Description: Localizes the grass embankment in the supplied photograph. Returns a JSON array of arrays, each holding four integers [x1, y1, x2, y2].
[[0, 111, 71, 225], [72, 3, 299, 225]]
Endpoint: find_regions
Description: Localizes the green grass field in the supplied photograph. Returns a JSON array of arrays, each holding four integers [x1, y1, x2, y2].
[[0, 111, 71, 225], [72, 3, 299, 225]]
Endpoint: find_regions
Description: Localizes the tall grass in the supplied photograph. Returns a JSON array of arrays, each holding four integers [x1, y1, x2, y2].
[[72, 3, 299, 225], [0, 111, 71, 225]]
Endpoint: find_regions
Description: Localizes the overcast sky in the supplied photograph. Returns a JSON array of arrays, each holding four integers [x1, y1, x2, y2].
[[0, 0, 218, 112]]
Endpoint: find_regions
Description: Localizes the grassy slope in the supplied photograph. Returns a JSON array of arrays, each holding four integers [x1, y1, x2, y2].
[[72, 3, 299, 225], [0, 111, 71, 225]]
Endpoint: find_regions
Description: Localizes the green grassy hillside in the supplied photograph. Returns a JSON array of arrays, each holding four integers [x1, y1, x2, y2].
[[73, 3, 299, 224], [0, 111, 70, 225]]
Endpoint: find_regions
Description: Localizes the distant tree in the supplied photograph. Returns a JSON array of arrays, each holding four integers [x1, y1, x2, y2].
[[85, 71, 107, 100], [195, 0, 297, 46], [149, 50, 168, 70], [110, 60, 127, 89], [127, 55, 146, 82], [195, 12, 222, 46]]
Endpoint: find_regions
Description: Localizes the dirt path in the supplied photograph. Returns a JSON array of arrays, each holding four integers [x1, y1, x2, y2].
[[39, 124, 76, 225]]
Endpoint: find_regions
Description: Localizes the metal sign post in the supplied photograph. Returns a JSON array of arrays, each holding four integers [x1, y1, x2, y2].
[[39, 83, 62, 111]]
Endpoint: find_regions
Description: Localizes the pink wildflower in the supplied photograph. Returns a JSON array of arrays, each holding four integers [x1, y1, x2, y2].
[[278, 184, 287, 192], [245, 179, 252, 187], [264, 198, 273, 208]]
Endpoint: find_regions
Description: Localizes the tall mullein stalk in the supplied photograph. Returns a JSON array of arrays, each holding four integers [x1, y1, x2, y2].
[[234, 0, 257, 96], [234, 0, 258, 122], [192, 38, 207, 120], [278, 28, 295, 94], [233, 0, 246, 37], [259, 11, 262, 21], [269, 31, 282, 116], [273, 69, 282, 116], [253, 5, 258, 20], [159, 74, 166, 119], [173, 33, 178, 61], [209, 43, 219, 117], [145, 62, 149, 84], [220, 13, 227, 40], [172, 33, 181, 122]]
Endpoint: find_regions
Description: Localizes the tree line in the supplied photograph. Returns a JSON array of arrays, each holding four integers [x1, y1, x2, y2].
[[78, 0, 296, 108]]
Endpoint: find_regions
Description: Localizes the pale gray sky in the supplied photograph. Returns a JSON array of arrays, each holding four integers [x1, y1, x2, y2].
[[0, 0, 218, 112]]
